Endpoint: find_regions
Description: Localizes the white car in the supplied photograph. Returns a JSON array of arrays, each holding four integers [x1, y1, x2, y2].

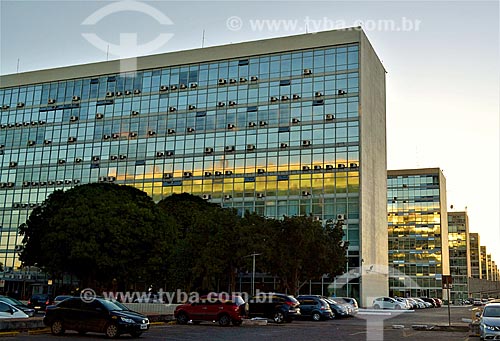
[[480, 303, 500, 340], [372, 297, 407, 310], [0, 301, 29, 319]]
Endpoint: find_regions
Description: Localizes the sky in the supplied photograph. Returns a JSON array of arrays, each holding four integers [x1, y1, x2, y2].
[[0, 0, 499, 264]]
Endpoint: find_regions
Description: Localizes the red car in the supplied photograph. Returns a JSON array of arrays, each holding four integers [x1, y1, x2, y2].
[[174, 294, 247, 326]]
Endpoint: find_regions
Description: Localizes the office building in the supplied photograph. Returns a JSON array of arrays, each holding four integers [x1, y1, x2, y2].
[[387, 168, 450, 298], [447, 211, 470, 302], [0, 29, 387, 305], [481, 246, 489, 280], [469, 233, 482, 279]]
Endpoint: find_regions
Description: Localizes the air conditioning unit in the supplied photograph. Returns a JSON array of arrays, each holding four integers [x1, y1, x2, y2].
[[302, 166, 310, 171], [7, 123, 14, 127], [183, 172, 193, 178], [15, 122, 22, 127], [133, 89, 141, 94], [257, 193, 265, 198], [13, 203, 20, 208], [229, 78, 237, 84], [116, 91, 123, 96], [169, 107, 176, 112], [156, 151, 165, 157], [314, 165, 322, 170], [96, 113, 104, 119], [1, 104, 10, 109], [292, 94, 301, 100], [202, 194, 212, 200], [224, 194, 232, 200], [215, 171, 222, 176], [31, 182, 38, 187], [337, 214, 345, 220], [0, 124, 6, 128], [292, 118, 300, 124], [257, 168, 265, 174], [64, 180, 72, 184], [325, 114, 335, 120], [106, 91, 114, 97], [103, 134, 111, 140], [338, 164, 346, 169], [270, 96, 278, 102], [23, 122, 30, 126], [229, 101, 237, 106], [108, 176, 116, 182], [170, 85, 178, 90], [315, 92, 323, 97], [313, 216, 321, 221], [187, 127, 195, 133], [190, 83, 198, 88], [218, 78, 227, 85], [338, 89, 347, 95], [131, 111, 139, 116], [225, 170, 232, 176], [303, 69, 312, 75], [239, 77, 247, 83], [0, 183, 5, 188], [325, 164, 334, 170], [58, 159, 66, 164], [179, 83, 187, 89], [148, 130, 156, 136], [281, 95, 289, 101], [204, 172, 212, 177], [68, 137, 76, 143], [247, 144, 255, 151], [30, 121, 37, 126], [92, 156, 100, 161], [119, 155, 127, 160], [9, 161, 17, 167], [250, 76, 258, 81], [259, 121, 267, 126], [163, 173, 173, 179], [112, 133, 119, 139], [17, 102, 25, 108], [166, 150, 174, 156], [217, 101, 225, 107], [7, 182, 14, 187], [48, 181, 54, 185], [227, 123, 235, 129], [205, 147, 214, 154], [48, 98, 56, 104], [248, 122, 256, 127], [129, 132, 137, 138], [75, 158, 82, 163], [224, 145, 235, 152], [160, 85, 168, 91], [188, 105, 196, 110], [0, 144, 4, 148], [168, 129, 176, 134], [110, 155, 118, 160], [302, 140, 311, 147], [280, 143, 288, 148], [40, 181, 47, 186], [302, 191, 311, 196], [27, 140, 36, 146], [70, 116, 78, 122]]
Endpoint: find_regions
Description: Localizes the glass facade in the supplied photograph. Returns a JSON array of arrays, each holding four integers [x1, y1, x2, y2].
[[0, 44, 362, 276], [469, 233, 481, 279], [387, 169, 447, 298], [448, 211, 470, 302]]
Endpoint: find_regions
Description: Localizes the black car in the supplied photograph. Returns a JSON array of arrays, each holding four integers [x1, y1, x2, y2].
[[27, 294, 53, 313], [296, 295, 333, 321], [247, 293, 301, 323], [43, 297, 149, 338], [0, 295, 35, 317]]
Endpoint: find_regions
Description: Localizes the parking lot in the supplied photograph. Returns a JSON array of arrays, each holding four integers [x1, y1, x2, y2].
[[4, 305, 475, 340]]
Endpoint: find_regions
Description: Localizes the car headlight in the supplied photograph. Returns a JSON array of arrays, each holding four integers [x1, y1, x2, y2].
[[120, 317, 135, 324]]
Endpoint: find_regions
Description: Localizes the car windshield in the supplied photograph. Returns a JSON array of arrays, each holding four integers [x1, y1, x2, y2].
[[330, 298, 347, 304], [1, 296, 23, 305], [287, 296, 299, 304], [99, 299, 129, 311], [483, 306, 500, 318]]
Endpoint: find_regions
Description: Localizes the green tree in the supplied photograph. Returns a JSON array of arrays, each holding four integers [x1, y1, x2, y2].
[[18, 183, 176, 290]]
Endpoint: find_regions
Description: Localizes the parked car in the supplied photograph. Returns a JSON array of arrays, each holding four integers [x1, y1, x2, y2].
[[372, 297, 407, 310], [323, 297, 350, 318], [404, 298, 419, 309], [296, 295, 333, 321], [394, 297, 412, 310], [27, 293, 53, 313], [433, 297, 443, 307], [0, 301, 29, 319], [328, 297, 354, 317], [420, 297, 437, 307], [412, 297, 432, 308], [479, 303, 500, 340], [174, 294, 247, 326], [247, 292, 301, 323], [43, 297, 149, 338], [339, 297, 359, 315], [0, 295, 35, 317], [53, 295, 74, 305]]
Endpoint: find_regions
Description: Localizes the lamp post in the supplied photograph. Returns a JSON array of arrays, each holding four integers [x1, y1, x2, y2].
[[245, 252, 262, 296]]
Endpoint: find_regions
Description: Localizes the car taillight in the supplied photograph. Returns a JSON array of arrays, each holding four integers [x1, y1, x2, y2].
[[285, 301, 295, 306], [27, 300, 31, 305], [320, 306, 326, 310], [45, 300, 50, 305]]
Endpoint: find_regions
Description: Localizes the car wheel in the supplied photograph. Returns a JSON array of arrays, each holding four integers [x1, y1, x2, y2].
[[105, 323, 120, 338], [218, 314, 231, 327], [373, 304, 380, 309], [395, 305, 401, 310], [273, 311, 285, 324], [312, 312, 321, 321], [51, 320, 65, 336], [232, 320, 242, 326], [176, 312, 189, 325], [130, 331, 143, 338]]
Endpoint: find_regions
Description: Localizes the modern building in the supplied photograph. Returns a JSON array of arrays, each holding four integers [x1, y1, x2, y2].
[[0, 28, 388, 305], [447, 211, 471, 302], [481, 246, 489, 280], [469, 232, 482, 279], [487, 254, 493, 280], [387, 168, 450, 299]]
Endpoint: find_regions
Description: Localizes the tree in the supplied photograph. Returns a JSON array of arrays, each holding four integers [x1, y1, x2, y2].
[[18, 183, 176, 289]]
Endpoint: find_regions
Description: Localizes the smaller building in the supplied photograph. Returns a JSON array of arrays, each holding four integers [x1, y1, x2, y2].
[[481, 246, 490, 280], [447, 211, 470, 303], [469, 233, 482, 279]]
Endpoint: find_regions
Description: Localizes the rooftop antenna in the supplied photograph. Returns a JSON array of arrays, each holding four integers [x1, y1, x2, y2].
[[106, 45, 110, 61], [305, 23, 309, 34], [16, 58, 20, 73], [202, 29, 205, 48]]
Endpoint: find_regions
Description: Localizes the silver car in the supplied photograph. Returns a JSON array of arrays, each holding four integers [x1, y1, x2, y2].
[[480, 303, 500, 340]]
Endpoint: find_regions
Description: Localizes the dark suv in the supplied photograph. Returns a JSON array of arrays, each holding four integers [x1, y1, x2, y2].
[[174, 294, 247, 326], [296, 295, 333, 321], [27, 294, 53, 313], [43, 297, 149, 338], [247, 293, 301, 323]]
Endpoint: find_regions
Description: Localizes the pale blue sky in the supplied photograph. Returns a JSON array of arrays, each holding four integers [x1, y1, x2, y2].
[[1, 0, 499, 263]]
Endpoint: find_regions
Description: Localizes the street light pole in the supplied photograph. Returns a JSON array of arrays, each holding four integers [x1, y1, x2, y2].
[[245, 252, 262, 296]]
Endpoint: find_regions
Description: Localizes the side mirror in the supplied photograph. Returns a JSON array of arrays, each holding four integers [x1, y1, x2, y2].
[[9, 308, 15, 315]]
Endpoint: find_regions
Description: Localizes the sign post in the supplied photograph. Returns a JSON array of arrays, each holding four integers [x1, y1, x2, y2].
[[442, 275, 453, 326]]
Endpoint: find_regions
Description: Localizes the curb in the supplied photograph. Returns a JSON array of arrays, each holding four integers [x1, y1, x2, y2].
[[28, 328, 51, 335], [0, 331, 20, 337]]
